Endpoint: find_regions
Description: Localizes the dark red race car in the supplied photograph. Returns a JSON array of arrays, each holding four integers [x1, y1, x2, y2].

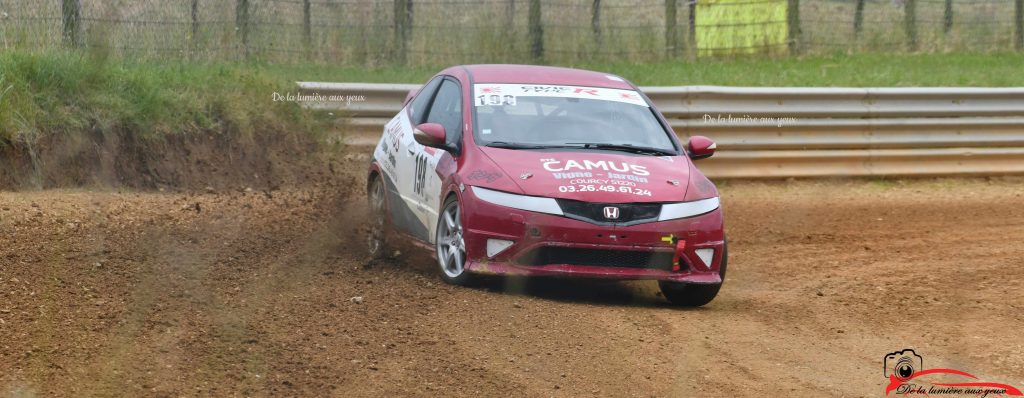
[[366, 64, 726, 306]]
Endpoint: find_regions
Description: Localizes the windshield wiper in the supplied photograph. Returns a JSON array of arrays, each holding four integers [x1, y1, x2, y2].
[[564, 142, 675, 156]]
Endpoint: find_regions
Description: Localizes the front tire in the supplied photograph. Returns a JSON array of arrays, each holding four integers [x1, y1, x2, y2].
[[366, 175, 388, 260], [435, 195, 472, 285], [659, 241, 728, 307]]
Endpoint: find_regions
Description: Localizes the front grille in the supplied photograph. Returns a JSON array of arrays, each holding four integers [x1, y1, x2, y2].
[[517, 247, 675, 270], [556, 199, 661, 225]]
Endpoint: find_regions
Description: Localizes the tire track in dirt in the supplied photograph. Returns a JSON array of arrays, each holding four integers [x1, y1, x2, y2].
[[3, 176, 1024, 396]]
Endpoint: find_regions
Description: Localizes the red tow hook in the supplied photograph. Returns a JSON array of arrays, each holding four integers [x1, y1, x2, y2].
[[672, 240, 686, 272]]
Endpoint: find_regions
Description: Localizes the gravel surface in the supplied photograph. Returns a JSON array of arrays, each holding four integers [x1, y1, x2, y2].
[[2, 169, 1023, 397]]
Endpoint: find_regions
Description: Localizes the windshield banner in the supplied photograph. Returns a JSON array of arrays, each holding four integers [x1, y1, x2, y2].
[[473, 84, 649, 107]]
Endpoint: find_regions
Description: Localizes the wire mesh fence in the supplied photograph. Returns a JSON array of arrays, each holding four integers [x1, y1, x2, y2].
[[0, 0, 1021, 65]]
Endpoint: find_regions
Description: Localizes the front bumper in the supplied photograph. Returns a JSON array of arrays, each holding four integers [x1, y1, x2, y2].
[[460, 187, 726, 283]]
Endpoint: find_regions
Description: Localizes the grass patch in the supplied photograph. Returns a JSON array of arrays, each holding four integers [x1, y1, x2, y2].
[[1, 50, 1018, 147], [264, 52, 1024, 87], [0, 50, 324, 146]]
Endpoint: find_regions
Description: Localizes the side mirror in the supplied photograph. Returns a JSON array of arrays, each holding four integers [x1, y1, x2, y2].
[[404, 88, 418, 105], [413, 123, 446, 148], [687, 136, 716, 160]]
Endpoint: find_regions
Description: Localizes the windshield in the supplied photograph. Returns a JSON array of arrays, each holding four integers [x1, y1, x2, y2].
[[473, 84, 678, 154]]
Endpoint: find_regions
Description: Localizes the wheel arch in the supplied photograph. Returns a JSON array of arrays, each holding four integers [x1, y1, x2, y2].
[[437, 179, 462, 214], [442, 188, 459, 205], [366, 161, 390, 222], [366, 161, 383, 188]]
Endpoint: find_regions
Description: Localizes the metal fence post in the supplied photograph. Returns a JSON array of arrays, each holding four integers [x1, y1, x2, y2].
[[592, 0, 602, 48], [853, 0, 865, 39], [943, 0, 953, 34], [390, 0, 413, 64], [190, 0, 200, 55], [405, 0, 414, 59], [61, 0, 82, 48], [1016, 0, 1023, 50], [303, 0, 312, 51], [528, 0, 543, 61], [665, 0, 678, 57], [506, 0, 516, 31], [688, 0, 696, 59], [392, 0, 404, 64], [905, 0, 918, 51], [236, 0, 251, 58], [787, 0, 801, 54]]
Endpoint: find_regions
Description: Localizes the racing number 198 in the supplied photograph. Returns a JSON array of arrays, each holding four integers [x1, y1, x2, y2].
[[413, 153, 427, 196]]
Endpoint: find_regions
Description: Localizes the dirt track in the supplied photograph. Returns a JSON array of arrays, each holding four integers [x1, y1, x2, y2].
[[2, 159, 1024, 396]]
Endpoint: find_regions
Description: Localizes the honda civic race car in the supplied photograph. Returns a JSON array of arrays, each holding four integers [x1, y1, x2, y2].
[[366, 64, 727, 306]]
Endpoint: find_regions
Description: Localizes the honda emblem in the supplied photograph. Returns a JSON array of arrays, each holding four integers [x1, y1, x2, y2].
[[603, 206, 620, 220]]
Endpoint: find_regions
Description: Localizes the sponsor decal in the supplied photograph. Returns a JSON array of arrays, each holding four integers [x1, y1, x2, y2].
[[883, 349, 1021, 396], [568, 178, 635, 186], [540, 158, 650, 176], [466, 169, 502, 183], [556, 184, 651, 197], [381, 119, 404, 170], [552, 171, 592, 180], [472, 84, 648, 107], [374, 115, 407, 183], [385, 121, 402, 155], [608, 172, 648, 184], [540, 158, 652, 196]]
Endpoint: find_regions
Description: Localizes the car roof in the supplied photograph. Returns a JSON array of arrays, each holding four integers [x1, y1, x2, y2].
[[448, 64, 635, 90]]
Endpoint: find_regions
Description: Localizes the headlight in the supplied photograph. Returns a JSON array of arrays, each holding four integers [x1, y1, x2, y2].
[[471, 186, 563, 216], [658, 197, 720, 221]]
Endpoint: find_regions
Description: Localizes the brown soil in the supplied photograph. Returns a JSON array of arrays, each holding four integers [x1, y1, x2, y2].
[[2, 156, 1023, 397], [0, 129, 330, 191]]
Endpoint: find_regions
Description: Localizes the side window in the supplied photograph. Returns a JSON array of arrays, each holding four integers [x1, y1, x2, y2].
[[425, 79, 463, 149], [408, 76, 443, 125]]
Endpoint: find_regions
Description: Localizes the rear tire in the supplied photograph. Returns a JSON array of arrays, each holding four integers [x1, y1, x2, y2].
[[366, 175, 388, 260], [659, 241, 728, 307], [435, 195, 473, 286]]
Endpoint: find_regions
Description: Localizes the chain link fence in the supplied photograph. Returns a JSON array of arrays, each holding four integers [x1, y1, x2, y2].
[[0, 0, 1021, 65]]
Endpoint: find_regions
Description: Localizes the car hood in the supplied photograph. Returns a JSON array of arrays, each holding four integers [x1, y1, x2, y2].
[[477, 147, 690, 203]]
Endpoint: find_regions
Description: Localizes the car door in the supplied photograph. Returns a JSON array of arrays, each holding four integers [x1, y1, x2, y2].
[[378, 76, 442, 241], [414, 78, 463, 243]]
